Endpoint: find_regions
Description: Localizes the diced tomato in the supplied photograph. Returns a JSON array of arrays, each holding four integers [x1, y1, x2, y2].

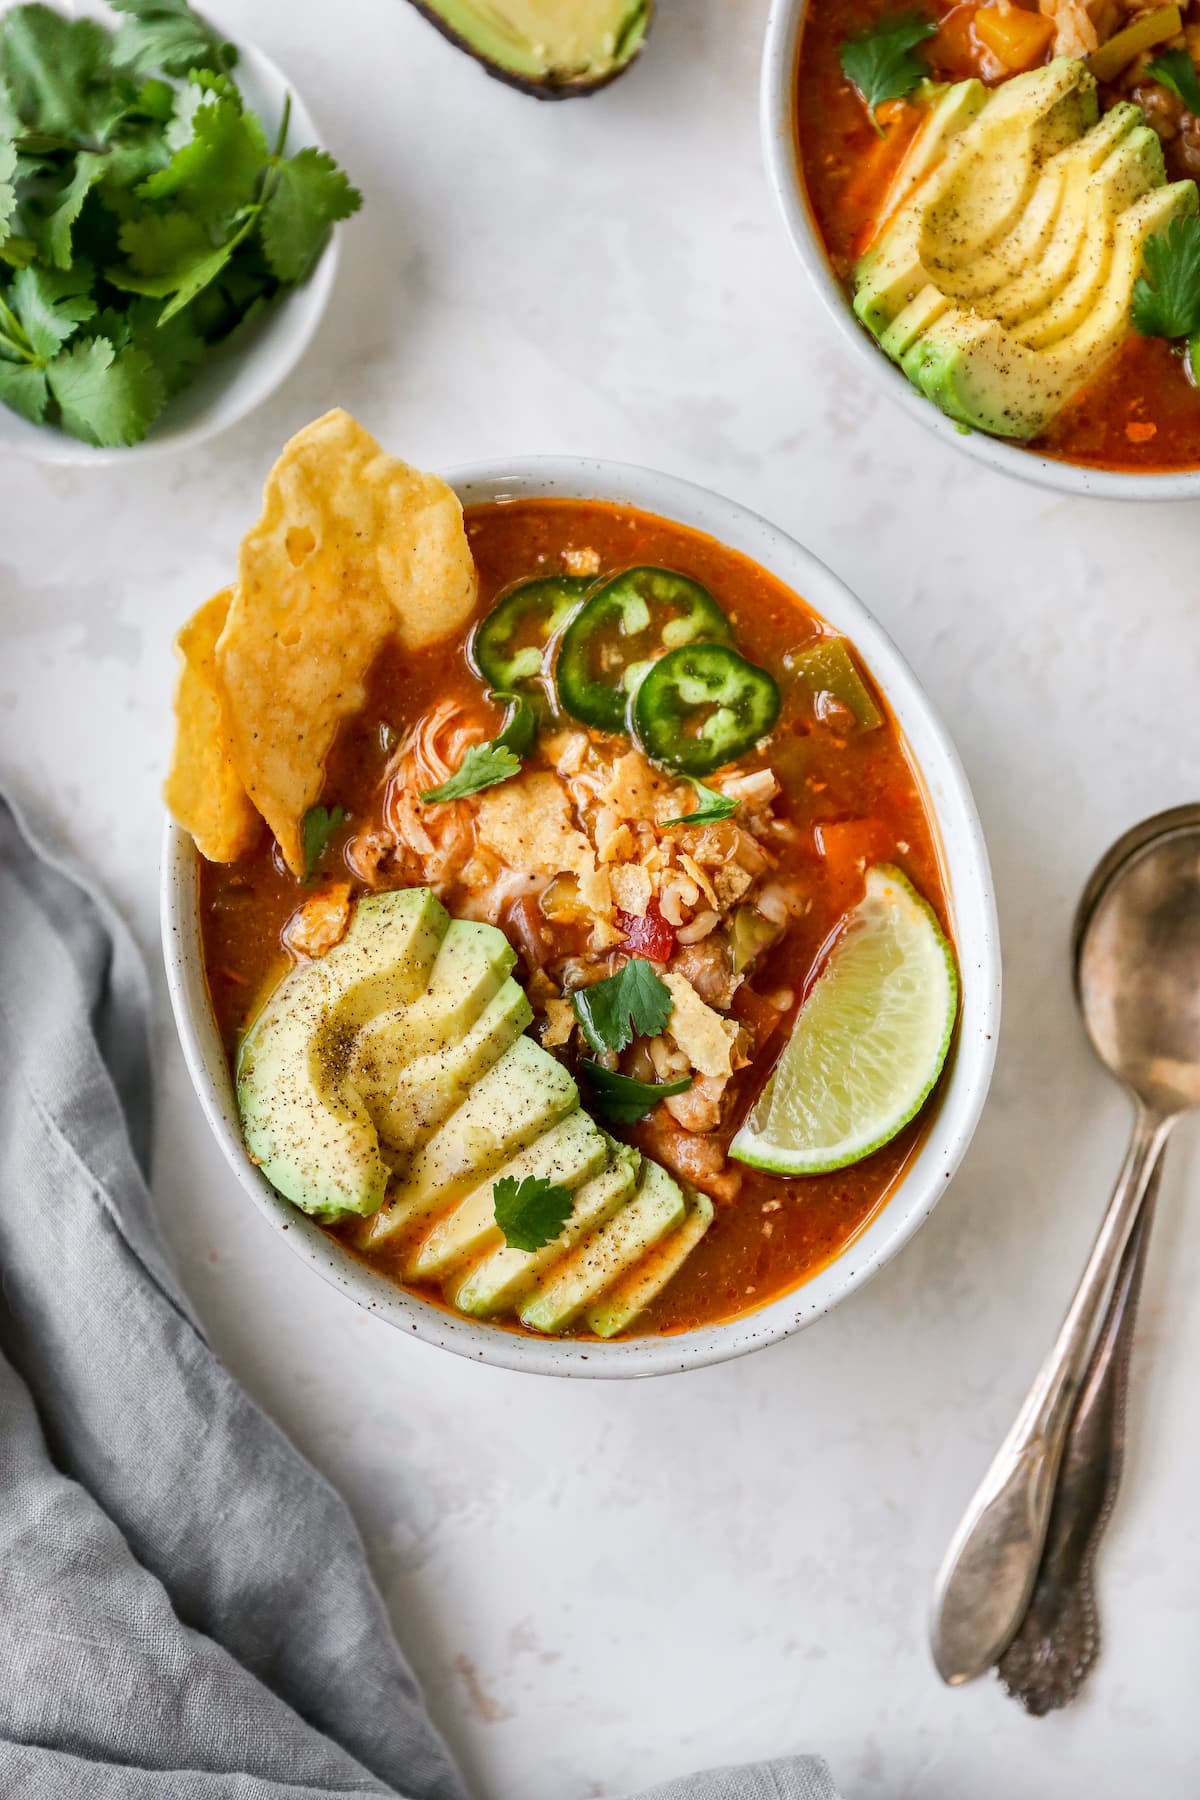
[[619, 899, 675, 964]]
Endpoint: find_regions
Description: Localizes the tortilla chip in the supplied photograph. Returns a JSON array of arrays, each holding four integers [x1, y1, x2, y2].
[[217, 410, 477, 875], [663, 972, 739, 1078], [164, 590, 260, 863], [475, 771, 595, 877]]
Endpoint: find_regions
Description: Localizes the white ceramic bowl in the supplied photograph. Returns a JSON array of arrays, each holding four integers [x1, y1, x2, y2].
[[161, 456, 1001, 1378], [761, 0, 1200, 500], [0, 39, 338, 467]]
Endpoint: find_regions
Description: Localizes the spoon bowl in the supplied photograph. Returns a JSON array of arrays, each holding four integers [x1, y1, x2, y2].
[[1076, 808, 1200, 1115]]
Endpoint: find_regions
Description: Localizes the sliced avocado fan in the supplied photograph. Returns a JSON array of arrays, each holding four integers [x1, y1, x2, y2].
[[236, 887, 711, 1336], [854, 58, 1197, 440], [407, 0, 650, 98]]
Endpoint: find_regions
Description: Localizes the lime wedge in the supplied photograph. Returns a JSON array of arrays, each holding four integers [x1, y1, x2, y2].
[[730, 865, 958, 1176]]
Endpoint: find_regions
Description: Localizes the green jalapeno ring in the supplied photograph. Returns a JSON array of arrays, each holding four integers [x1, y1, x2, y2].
[[489, 690, 538, 758], [630, 642, 781, 778], [470, 575, 594, 691], [555, 565, 733, 735]]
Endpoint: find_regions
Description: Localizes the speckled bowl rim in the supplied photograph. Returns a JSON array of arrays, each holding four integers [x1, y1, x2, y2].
[[760, 0, 1200, 501], [160, 455, 1001, 1378]]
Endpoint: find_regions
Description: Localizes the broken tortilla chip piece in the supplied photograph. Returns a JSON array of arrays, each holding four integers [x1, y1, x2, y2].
[[215, 409, 477, 876], [475, 771, 595, 877], [164, 589, 260, 864]]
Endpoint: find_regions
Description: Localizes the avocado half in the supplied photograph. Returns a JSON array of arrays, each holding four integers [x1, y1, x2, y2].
[[406, 0, 651, 98]]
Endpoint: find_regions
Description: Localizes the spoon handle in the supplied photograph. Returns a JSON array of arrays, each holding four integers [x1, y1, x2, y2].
[[997, 1150, 1161, 1712], [930, 1100, 1170, 1685]]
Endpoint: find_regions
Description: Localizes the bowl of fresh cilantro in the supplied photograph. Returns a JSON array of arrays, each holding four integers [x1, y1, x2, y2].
[[0, 0, 361, 461]]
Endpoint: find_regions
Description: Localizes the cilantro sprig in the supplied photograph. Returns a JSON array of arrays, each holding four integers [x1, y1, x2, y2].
[[571, 958, 674, 1056], [1131, 215, 1200, 341], [581, 1062, 692, 1125], [493, 1174, 573, 1252], [420, 692, 534, 804], [662, 779, 736, 827], [302, 803, 345, 880], [1146, 49, 1200, 117], [0, 1, 361, 446], [839, 11, 936, 127]]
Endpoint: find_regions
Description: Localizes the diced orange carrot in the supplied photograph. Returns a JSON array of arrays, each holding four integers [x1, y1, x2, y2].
[[974, 3, 1055, 71]]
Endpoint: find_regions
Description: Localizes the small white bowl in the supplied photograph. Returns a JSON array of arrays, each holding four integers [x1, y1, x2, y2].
[[761, 0, 1200, 500], [0, 40, 339, 467], [161, 456, 1001, 1378]]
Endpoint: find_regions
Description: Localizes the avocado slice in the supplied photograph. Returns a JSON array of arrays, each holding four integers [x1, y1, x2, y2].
[[902, 178, 1196, 438], [586, 1189, 714, 1339], [404, 1107, 609, 1280], [236, 889, 449, 1220], [856, 57, 1196, 440], [364, 1033, 579, 1246], [854, 60, 1097, 339], [1014, 124, 1164, 348], [352, 918, 526, 1149], [518, 1158, 686, 1335], [948, 101, 1139, 308], [363, 977, 533, 1152], [407, 0, 650, 98], [450, 1136, 640, 1317]]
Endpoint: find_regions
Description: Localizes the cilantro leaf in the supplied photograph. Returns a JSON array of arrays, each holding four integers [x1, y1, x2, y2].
[[8, 262, 95, 358], [1131, 215, 1200, 340], [46, 334, 165, 444], [138, 94, 268, 229], [571, 958, 674, 1057], [110, 207, 256, 322], [108, 0, 236, 80], [115, 206, 208, 276], [492, 1174, 574, 1253], [1146, 48, 1200, 116], [581, 1062, 691, 1125], [42, 150, 107, 270], [0, 8, 114, 138], [260, 147, 361, 283], [420, 742, 522, 804], [0, 354, 47, 422], [662, 778, 736, 827], [0, 2, 359, 446], [302, 804, 346, 880], [839, 11, 936, 122], [0, 142, 17, 240]]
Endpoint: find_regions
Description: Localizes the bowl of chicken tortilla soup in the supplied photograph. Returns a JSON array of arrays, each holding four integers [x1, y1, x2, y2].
[[162, 412, 999, 1376]]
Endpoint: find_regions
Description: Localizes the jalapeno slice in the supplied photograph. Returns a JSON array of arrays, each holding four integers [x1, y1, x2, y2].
[[555, 566, 733, 734], [490, 689, 537, 758], [471, 575, 593, 690], [631, 643, 781, 777]]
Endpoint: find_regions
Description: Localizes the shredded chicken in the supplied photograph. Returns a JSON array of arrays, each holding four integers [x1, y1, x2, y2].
[[284, 883, 352, 959], [641, 1110, 743, 1203]]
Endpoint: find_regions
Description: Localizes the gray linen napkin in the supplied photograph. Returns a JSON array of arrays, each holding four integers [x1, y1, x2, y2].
[[0, 787, 840, 1800]]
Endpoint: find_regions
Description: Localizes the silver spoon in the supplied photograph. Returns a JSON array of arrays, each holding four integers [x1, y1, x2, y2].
[[931, 804, 1200, 1686]]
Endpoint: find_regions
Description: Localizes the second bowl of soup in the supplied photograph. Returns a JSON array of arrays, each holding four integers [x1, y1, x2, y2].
[[764, 0, 1200, 496], [163, 417, 999, 1375]]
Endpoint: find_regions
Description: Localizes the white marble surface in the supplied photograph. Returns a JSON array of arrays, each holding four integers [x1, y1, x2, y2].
[[3, 1, 1200, 1793]]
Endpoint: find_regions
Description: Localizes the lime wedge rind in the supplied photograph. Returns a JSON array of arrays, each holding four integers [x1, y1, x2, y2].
[[729, 865, 958, 1177]]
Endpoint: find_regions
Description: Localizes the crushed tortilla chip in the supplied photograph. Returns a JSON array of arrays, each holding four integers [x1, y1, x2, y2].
[[541, 996, 577, 1047], [476, 771, 594, 877], [210, 410, 476, 875], [609, 862, 652, 918], [663, 971, 739, 1077], [164, 589, 260, 863]]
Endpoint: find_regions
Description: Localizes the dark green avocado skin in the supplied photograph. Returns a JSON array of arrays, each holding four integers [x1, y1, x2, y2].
[[404, 0, 652, 99]]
